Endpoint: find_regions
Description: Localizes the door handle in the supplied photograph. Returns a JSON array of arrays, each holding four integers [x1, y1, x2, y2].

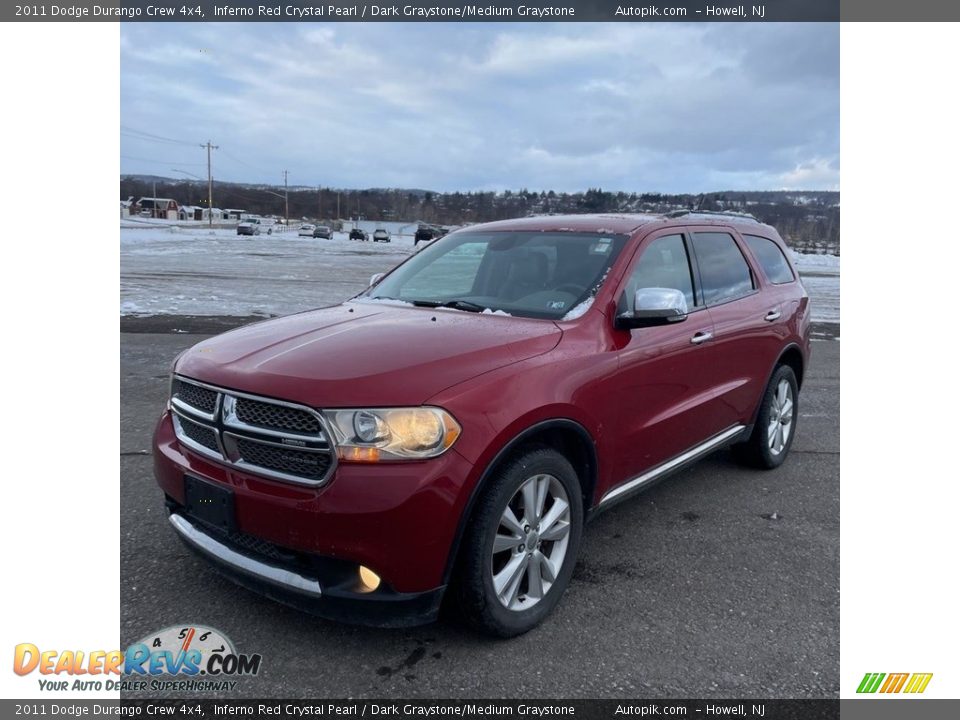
[[764, 309, 782, 322], [690, 331, 713, 345]]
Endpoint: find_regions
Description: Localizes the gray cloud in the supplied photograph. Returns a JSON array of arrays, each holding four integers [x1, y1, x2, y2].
[[120, 22, 838, 192]]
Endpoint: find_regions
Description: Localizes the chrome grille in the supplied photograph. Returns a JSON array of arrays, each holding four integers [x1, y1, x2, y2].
[[170, 376, 335, 487], [172, 378, 218, 414], [234, 397, 321, 435], [233, 437, 332, 481], [174, 415, 219, 453]]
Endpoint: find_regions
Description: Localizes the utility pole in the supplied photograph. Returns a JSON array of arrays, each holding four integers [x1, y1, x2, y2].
[[283, 170, 289, 226], [318, 186, 322, 220], [202, 140, 219, 227], [336, 192, 340, 221]]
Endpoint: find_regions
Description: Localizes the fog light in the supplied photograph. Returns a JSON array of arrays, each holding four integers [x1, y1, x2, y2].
[[358, 566, 381, 593]]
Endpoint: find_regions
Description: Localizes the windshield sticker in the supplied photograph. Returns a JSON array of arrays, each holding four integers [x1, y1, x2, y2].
[[590, 239, 613, 255], [548, 300, 567, 310]]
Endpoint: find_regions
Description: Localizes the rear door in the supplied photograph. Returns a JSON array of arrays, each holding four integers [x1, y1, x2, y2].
[[689, 227, 785, 427], [741, 231, 809, 335]]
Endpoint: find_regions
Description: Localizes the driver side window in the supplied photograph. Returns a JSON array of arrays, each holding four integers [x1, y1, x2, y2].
[[624, 234, 696, 310]]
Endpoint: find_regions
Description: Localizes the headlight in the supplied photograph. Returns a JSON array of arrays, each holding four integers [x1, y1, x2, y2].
[[324, 407, 461, 462]]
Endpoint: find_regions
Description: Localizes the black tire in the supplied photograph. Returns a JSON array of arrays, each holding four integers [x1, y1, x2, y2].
[[733, 364, 799, 469], [453, 446, 583, 638]]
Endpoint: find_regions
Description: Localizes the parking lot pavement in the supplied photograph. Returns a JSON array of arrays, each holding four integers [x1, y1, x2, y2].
[[120, 332, 839, 699]]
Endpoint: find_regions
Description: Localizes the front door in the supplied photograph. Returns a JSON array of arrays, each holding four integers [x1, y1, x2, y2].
[[609, 230, 727, 484]]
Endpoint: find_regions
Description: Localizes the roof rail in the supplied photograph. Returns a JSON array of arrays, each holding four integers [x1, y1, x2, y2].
[[663, 209, 760, 222]]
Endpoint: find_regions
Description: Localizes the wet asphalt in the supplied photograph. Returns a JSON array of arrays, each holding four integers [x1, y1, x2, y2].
[[120, 327, 839, 699]]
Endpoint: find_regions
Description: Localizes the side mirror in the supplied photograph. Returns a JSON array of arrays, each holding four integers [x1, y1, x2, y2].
[[369, 272, 385, 287], [615, 287, 688, 329]]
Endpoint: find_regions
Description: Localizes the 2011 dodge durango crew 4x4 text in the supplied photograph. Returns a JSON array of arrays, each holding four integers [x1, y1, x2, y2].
[[154, 211, 810, 636]]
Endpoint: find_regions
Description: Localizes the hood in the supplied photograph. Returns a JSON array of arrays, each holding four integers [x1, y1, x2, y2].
[[175, 302, 562, 407]]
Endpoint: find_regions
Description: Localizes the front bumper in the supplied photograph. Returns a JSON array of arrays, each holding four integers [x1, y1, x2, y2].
[[168, 511, 444, 627], [153, 410, 477, 624]]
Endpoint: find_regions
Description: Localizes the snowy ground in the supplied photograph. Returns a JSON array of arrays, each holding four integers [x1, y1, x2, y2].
[[791, 250, 840, 324], [121, 226, 413, 318], [120, 226, 840, 324]]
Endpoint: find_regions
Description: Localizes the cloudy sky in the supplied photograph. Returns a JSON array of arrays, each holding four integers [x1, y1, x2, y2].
[[120, 22, 838, 193]]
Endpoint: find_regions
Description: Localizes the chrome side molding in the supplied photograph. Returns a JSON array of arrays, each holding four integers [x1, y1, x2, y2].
[[598, 425, 746, 508], [169, 514, 322, 598]]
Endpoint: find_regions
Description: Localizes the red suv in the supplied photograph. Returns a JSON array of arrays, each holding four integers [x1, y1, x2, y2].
[[154, 211, 810, 637]]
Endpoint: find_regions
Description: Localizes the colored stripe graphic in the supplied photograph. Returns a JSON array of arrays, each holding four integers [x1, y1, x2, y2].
[[904, 673, 933, 694], [857, 672, 933, 694], [857, 673, 885, 693], [880, 673, 909, 693]]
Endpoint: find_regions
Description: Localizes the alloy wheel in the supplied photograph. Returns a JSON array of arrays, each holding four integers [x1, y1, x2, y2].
[[490, 474, 571, 611], [767, 378, 795, 455]]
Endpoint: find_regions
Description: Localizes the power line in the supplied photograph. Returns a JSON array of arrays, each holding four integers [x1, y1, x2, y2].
[[121, 132, 194, 148], [120, 125, 198, 147], [120, 154, 205, 167], [220, 149, 312, 183], [218, 148, 275, 176]]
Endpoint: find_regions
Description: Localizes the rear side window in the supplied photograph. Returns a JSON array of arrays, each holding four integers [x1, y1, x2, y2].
[[691, 232, 755, 305], [743, 234, 795, 285]]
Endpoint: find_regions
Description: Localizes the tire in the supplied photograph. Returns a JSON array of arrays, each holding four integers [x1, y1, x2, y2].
[[733, 364, 799, 469], [453, 446, 583, 637]]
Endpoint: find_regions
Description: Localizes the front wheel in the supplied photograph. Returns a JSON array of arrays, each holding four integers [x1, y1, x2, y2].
[[454, 447, 583, 637], [733, 364, 799, 469]]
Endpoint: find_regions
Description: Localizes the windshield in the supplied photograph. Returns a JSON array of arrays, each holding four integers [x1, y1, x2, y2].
[[362, 230, 629, 320]]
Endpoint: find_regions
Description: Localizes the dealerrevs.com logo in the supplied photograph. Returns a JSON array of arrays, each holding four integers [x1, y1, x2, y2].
[[13, 625, 262, 693], [856, 672, 933, 694]]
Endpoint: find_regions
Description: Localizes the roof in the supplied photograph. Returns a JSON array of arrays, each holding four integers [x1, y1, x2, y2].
[[463, 212, 771, 236], [138, 197, 175, 204], [469, 214, 660, 234]]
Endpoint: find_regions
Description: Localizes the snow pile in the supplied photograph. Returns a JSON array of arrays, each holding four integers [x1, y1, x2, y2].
[[351, 297, 414, 308], [792, 251, 840, 272], [561, 297, 594, 321]]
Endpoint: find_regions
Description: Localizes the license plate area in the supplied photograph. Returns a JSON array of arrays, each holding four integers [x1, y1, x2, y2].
[[183, 475, 236, 533]]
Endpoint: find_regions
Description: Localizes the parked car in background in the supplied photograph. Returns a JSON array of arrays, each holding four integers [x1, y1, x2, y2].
[[349, 228, 369, 241], [298, 224, 316, 237], [372, 228, 391, 243], [313, 225, 333, 239], [414, 224, 444, 246], [155, 211, 809, 636], [237, 218, 263, 236]]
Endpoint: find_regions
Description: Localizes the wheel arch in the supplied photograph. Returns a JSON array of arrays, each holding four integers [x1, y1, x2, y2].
[[746, 343, 806, 431], [777, 343, 806, 389], [441, 418, 598, 586]]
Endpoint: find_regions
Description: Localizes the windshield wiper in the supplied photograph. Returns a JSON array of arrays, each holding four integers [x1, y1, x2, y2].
[[410, 299, 487, 313]]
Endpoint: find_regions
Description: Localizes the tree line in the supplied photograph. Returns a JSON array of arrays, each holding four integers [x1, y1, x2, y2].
[[121, 177, 840, 254]]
